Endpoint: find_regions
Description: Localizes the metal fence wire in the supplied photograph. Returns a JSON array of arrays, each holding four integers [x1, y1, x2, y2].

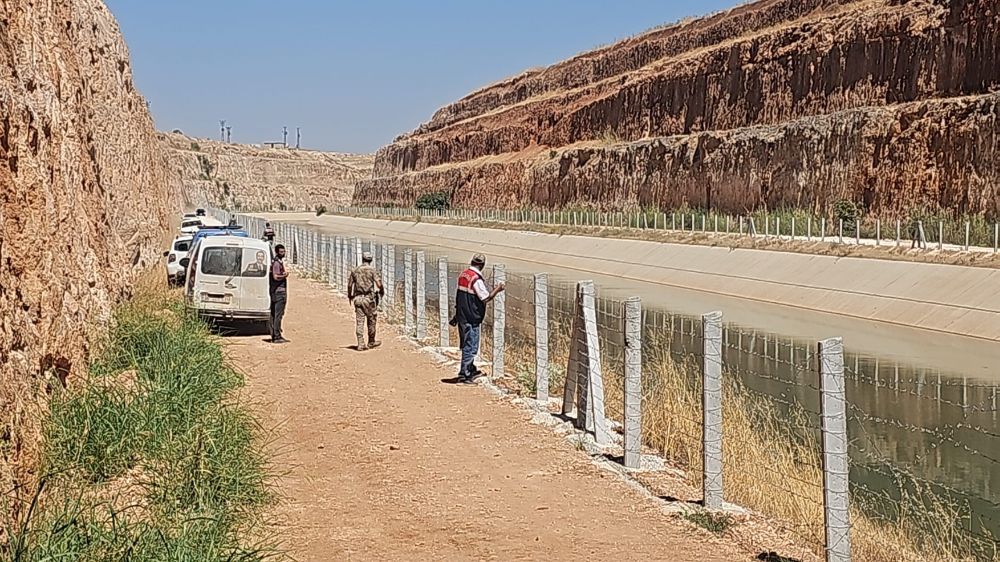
[[226, 211, 1000, 562]]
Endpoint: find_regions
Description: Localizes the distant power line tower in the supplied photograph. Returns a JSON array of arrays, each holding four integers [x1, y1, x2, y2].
[[225, 126, 232, 144], [296, 127, 301, 149], [219, 120, 227, 142], [282, 126, 288, 148]]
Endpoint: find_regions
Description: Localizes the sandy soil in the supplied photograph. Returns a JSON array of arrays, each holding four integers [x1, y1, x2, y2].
[[228, 274, 751, 561]]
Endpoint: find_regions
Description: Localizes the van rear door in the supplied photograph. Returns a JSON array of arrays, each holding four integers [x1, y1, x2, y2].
[[239, 244, 271, 314], [196, 243, 244, 313]]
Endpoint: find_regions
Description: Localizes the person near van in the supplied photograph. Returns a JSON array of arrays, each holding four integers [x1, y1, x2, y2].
[[263, 222, 275, 243], [269, 244, 289, 344], [347, 251, 384, 351], [453, 254, 505, 383]]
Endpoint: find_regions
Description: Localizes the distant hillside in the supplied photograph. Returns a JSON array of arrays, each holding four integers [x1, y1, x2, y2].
[[355, 0, 999, 220], [162, 132, 374, 212]]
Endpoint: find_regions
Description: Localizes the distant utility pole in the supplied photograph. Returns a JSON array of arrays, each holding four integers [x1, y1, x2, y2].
[[282, 126, 288, 148], [296, 127, 301, 149], [219, 120, 227, 142], [225, 126, 232, 144]]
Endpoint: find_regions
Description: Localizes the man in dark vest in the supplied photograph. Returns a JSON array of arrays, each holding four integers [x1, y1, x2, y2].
[[453, 253, 504, 383]]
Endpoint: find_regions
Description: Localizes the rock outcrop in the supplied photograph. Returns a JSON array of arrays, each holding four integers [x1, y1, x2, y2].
[[356, 0, 1000, 219], [162, 132, 374, 212], [0, 0, 179, 505]]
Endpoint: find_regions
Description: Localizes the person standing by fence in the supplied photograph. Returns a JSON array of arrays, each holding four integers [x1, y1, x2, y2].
[[348, 251, 384, 351], [452, 254, 505, 383], [269, 244, 289, 344]]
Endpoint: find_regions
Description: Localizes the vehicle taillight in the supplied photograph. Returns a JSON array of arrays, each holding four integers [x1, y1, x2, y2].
[[168, 253, 176, 263]]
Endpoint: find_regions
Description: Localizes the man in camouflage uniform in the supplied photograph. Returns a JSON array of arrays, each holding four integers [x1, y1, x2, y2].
[[348, 251, 385, 351]]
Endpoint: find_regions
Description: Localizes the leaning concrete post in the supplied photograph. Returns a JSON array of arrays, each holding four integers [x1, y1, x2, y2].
[[819, 337, 851, 562], [492, 264, 506, 378], [416, 251, 427, 340], [404, 249, 414, 336], [624, 297, 642, 470], [438, 257, 450, 347], [702, 311, 724, 509], [534, 273, 549, 401]]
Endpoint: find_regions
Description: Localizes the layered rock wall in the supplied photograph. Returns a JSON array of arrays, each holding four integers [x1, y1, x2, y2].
[[163, 132, 374, 212], [0, 0, 178, 505], [357, 0, 1000, 219]]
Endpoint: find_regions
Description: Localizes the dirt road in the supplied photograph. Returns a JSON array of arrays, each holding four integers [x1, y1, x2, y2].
[[228, 274, 749, 561]]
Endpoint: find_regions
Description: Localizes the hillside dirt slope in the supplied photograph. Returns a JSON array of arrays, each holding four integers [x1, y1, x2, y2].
[[162, 132, 374, 213], [234, 274, 757, 561], [0, 0, 179, 515], [355, 0, 1000, 220]]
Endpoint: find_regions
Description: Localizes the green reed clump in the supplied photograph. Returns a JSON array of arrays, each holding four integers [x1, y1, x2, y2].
[[3, 286, 282, 561]]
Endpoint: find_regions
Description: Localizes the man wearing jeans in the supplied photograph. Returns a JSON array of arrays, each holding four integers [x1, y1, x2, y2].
[[269, 244, 289, 344], [454, 254, 504, 384]]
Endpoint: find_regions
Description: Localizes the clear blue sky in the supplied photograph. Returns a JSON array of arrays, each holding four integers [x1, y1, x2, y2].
[[106, 0, 738, 153]]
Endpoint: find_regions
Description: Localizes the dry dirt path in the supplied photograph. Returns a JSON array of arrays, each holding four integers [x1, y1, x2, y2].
[[228, 274, 750, 561]]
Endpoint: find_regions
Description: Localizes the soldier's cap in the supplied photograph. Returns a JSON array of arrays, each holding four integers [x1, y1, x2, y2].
[[362, 251, 373, 262], [471, 253, 486, 266]]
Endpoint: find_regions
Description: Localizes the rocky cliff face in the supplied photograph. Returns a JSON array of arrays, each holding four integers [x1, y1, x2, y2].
[[162, 132, 374, 212], [0, 0, 178, 504], [356, 0, 1000, 219]]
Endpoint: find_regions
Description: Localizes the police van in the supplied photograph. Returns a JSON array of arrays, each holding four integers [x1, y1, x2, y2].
[[180, 235, 272, 328]]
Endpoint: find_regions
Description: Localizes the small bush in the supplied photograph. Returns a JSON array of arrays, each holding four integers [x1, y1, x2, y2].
[[415, 191, 450, 212], [683, 511, 735, 534], [190, 142, 200, 151], [833, 199, 860, 227], [315, 205, 327, 216]]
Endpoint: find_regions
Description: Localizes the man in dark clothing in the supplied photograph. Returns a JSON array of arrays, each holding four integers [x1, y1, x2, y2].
[[454, 254, 504, 383], [269, 244, 289, 343]]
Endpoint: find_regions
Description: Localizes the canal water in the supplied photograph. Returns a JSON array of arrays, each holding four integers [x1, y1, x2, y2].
[[298, 220, 1000, 544]]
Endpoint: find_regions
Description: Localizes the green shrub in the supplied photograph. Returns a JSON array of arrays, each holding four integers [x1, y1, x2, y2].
[[415, 191, 450, 211], [833, 199, 861, 227]]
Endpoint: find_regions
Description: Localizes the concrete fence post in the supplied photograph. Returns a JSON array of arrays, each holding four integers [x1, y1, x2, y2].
[[438, 257, 449, 348], [838, 219, 844, 244], [702, 311, 724, 509], [492, 264, 506, 379], [386, 244, 396, 308], [416, 251, 427, 340], [534, 273, 549, 402], [561, 281, 609, 444], [938, 221, 944, 251], [965, 221, 971, 251], [995, 223, 999, 253], [326, 237, 335, 286], [876, 219, 881, 246], [355, 238, 363, 266], [819, 337, 851, 562], [821, 218, 827, 241], [855, 221, 860, 245], [337, 237, 345, 287], [896, 220, 901, 248], [404, 249, 414, 336], [624, 297, 642, 470]]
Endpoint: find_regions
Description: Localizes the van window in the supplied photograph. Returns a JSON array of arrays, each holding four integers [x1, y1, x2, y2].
[[174, 239, 192, 252], [182, 220, 201, 228], [241, 248, 269, 277], [201, 247, 242, 276]]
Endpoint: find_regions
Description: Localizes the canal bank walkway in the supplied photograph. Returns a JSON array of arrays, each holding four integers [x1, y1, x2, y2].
[[227, 274, 749, 561]]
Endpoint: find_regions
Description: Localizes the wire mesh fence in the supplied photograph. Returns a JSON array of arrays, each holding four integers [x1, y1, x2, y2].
[[332, 205, 1000, 255], [231, 212, 1000, 562]]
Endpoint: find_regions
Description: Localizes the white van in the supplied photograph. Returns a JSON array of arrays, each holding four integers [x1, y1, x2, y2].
[[180, 217, 203, 234], [180, 236, 272, 326]]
